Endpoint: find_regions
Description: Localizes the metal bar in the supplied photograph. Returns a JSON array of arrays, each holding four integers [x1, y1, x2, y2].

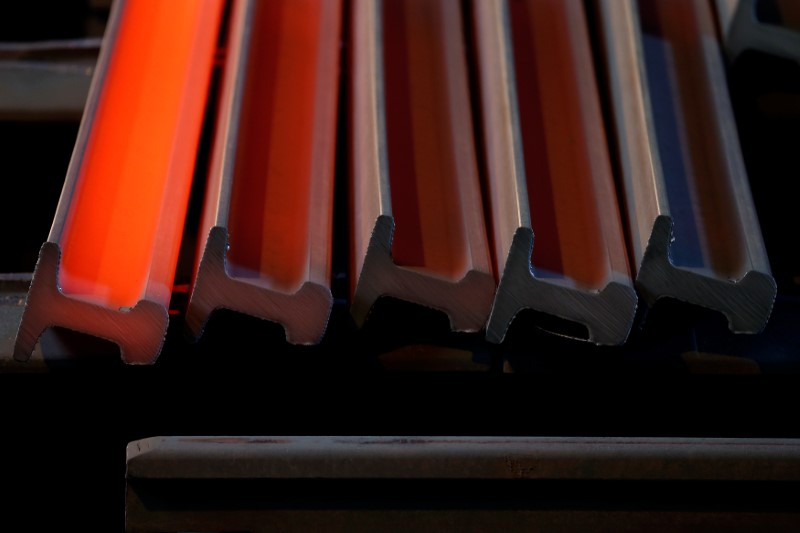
[[126, 436, 800, 532], [350, 0, 495, 332], [127, 435, 800, 480], [0, 38, 99, 120], [478, 0, 637, 345], [13, 0, 225, 364], [723, 0, 800, 62], [597, 0, 776, 333], [186, 0, 341, 345]]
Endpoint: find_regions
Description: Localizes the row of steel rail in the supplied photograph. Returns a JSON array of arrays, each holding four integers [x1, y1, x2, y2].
[[12, 0, 793, 363]]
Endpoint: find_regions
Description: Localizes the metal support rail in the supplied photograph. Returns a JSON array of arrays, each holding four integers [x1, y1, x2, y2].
[[126, 435, 800, 532]]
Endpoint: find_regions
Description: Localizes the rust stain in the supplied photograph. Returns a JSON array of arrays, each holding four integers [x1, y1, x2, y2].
[[504, 455, 538, 479]]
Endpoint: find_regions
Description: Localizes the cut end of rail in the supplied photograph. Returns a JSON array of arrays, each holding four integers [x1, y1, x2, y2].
[[351, 216, 496, 333], [486, 228, 638, 346], [13, 242, 168, 364], [637, 216, 777, 334], [186, 227, 334, 346]]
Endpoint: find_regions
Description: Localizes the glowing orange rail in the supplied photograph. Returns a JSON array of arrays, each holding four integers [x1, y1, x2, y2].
[[350, 0, 495, 332], [477, 0, 637, 345], [14, 0, 224, 364], [186, 0, 341, 345]]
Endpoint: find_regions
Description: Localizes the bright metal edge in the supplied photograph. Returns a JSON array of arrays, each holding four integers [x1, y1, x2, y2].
[[498, 0, 530, 232], [374, 0, 392, 217], [127, 435, 800, 481], [211, 0, 256, 228], [47, 0, 126, 243], [472, 0, 531, 277]]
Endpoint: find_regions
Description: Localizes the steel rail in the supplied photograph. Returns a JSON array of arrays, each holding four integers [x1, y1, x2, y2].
[[126, 436, 800, 533], [185, 0, 341, 345], [597, 0, 776, 333], [13, 0, 225, 364], [478, 0, 637, 345], [127, 435, 800, 481], [350, 0, 495, 332]]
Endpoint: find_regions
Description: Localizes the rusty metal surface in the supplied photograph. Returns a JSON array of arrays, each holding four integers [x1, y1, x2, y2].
[[597, 0, 776, 334], [349, 0, 496, 333], [477, 0, 637, 346], [127, 435, 800, 480]]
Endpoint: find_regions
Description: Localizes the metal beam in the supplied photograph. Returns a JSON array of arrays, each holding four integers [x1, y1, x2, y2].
[[13, 0, 225, 364], [0, 38, 99, 120], [597, 0, 776, 333], [477, 0, 637, 345], [127, 435, 800, 480], [350, 0, 495, 332], [126, 436, 800, 533], [186, 0, 341, 345]]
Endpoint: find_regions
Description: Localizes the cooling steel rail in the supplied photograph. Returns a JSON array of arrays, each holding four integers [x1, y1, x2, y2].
[[13, 0, 225, 364], [350, 0, 495, 332], [186, 0, 341, 345], [476, 0, 637, 345], [597, 0, 776, 333], [126, 436, 800, 532]]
